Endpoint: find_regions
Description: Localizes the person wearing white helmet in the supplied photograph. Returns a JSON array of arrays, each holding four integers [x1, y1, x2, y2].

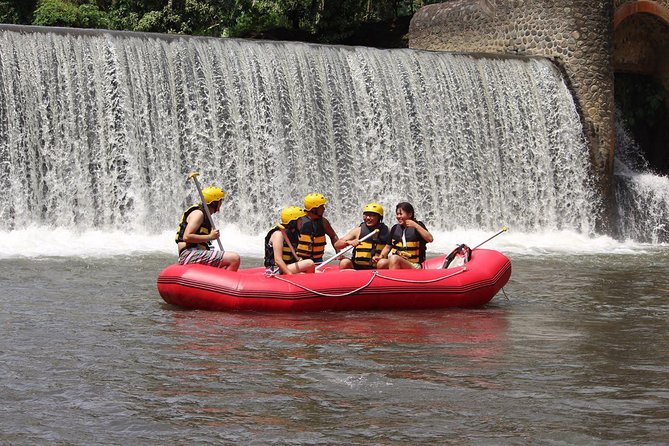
[[335, 202, 390, 270], [264, 206, 316, 275], [296, 192, 339, 263], [175, 186, 240, 270]]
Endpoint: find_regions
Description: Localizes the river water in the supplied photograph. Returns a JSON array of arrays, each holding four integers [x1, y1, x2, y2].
[[1, 26, 668, 445], [1, 241, 667, 444]]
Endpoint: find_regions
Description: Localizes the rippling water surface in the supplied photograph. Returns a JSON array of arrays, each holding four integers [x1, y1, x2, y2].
[[1, 252, 668, 444]]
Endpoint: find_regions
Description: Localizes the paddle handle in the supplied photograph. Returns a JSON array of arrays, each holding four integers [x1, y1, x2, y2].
[[188, 171, 224, 252], [315, 229, 379, 272], [472, 226, 507, 250]]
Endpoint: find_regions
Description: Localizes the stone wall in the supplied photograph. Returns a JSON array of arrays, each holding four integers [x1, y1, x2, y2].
[[409, 0, 615, 201]]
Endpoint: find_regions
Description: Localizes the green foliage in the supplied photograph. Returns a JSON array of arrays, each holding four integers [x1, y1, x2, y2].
[[317, 0, 367, 43], [32, 0, 78, 26], [105, 0, 154, 31], [0, 0, 39, 24], [134, 9, 163, 32], [107, 8, 140, 30], [32, 0, 110, 28], [10, 0, 448, 44], [77, 3, 110, 28], [226, 0, 295, 38], [182, 0, 218, 35], [0, 2, 16, 22], [133, 0, 225, 35]]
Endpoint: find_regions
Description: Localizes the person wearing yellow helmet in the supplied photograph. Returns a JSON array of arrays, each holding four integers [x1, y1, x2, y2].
[[335, 202, 390, 270], [174, 186, 240, 270], [263, 206, 316, 275], [377, 202, 434, 270], [296, 193, 339, 263]]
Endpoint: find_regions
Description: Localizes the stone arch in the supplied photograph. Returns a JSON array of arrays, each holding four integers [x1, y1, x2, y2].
[[614, 1, 669, 174], [614, 1, 669, 29], [614, 1, 669, 105]]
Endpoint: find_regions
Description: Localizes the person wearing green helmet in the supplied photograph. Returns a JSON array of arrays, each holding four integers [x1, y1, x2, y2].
[[296, 192, 339, 263], [335, 202, 390, 270], [175, 186, 240, 270], [264, 206, 316, 275]]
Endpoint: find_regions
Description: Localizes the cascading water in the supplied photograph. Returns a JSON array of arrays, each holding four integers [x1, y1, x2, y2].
[[0, 26, 599, 238], [614, 111, 669, 243]]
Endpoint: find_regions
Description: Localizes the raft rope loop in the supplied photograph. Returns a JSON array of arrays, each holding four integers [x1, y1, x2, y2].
[[270, 272, 378, 297], [374, 267, 466, 284], [501, 287, 511, 301], [269, 267, 467, 297]]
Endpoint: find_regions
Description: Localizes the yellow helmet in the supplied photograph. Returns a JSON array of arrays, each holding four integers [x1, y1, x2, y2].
[[303, 193, 327, 211], [363, 202, 384, 217], [280, 206, 305, 225], [201, 186, 225, 204]]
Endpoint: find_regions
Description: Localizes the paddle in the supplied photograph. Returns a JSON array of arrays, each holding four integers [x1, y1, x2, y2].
[[276, 224, 300, 262], [472, 226, 508, 250], [187, 171, 224, 253], [442, 226, 507, 269], [315, 229, 380, 272]]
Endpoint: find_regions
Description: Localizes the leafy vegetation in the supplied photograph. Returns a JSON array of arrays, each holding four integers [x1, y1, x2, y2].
[[0, 0, 444, 47]]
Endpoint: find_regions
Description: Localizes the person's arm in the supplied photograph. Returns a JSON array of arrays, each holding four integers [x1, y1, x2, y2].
[[334, 227, 361, 250], [322, 218, 340, 252], [406, 220, 433, 243], [379, 243, 392, 259], [379, 224, 397, 258], [271, 231, 292, 275], [183, 210, 219, 244], [372, 229, 390, 263]]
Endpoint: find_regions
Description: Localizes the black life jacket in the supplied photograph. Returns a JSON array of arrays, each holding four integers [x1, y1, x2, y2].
[[264, 226, 300, 268], [389, 221, 428, 264], [296, 215, 326, 262], [175, 204, 212, 251], [352, 222, 390, 269]]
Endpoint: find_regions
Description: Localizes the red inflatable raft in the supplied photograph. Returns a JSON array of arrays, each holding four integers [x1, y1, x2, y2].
[[157, 248, 511, 312]]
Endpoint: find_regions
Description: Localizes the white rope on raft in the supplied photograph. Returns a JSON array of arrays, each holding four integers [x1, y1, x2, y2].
[[269, 267, 467, 297], [374, 267, 466, 284], [270, 272, 378, 297]]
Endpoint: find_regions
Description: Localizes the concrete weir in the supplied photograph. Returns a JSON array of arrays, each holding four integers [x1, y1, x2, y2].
[[409, 0, 616, 200], [409, 0, 669, 196]]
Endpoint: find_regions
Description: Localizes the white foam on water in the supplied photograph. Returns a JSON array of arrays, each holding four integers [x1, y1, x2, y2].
[[0, 225, 661, 260]]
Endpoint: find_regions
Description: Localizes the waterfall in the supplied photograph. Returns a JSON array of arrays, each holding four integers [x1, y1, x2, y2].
[[614, 112, 669, 243], [0, 26, 599, 236]]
